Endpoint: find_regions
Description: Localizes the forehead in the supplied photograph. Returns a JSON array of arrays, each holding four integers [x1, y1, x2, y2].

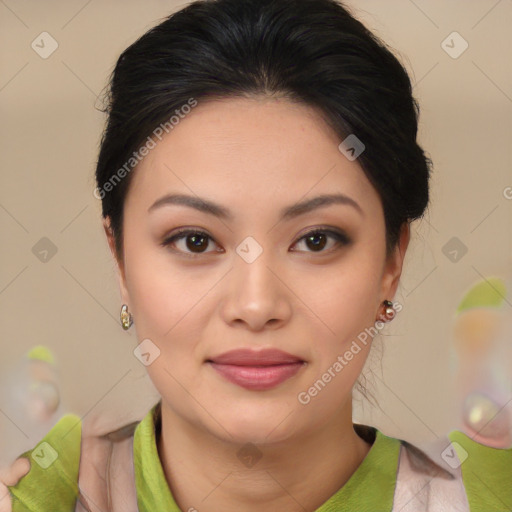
[[124, 96, 380, 218]]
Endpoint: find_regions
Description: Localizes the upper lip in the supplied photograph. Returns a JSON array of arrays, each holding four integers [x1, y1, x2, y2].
[[207, 348, 304, 366]]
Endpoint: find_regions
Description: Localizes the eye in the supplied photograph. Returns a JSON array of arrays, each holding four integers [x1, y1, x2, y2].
[[161, 229, 220, 256], [161, 227, 351, 257], [291, 228, 351, 253]]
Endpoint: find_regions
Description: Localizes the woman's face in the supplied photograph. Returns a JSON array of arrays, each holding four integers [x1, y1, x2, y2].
[[105, 96, 408, 444]]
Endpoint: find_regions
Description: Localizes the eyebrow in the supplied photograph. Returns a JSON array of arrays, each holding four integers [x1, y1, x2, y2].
[[148, 192, 364, 219]]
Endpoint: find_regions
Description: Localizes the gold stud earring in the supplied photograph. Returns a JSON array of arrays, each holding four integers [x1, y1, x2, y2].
[[120, 304, 133, 330]]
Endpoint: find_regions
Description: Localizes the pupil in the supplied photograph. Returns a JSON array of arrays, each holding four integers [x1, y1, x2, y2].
[[307, 233, 326, 251], [187, 234, 207, 252]]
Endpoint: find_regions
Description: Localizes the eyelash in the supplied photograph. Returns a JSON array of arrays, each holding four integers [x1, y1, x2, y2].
[[160, 227, 351, 257]]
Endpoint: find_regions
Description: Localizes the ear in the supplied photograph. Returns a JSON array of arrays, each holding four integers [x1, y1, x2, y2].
[[379, 222, 410, 304], [103, 217, 130, 306]]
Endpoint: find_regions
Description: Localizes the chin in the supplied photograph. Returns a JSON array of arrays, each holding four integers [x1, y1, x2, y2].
[[206, 406, 302, 446]]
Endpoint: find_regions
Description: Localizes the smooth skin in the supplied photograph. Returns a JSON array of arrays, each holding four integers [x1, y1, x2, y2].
[[0, 458, 30, 512], [103, 95, 410, 512]]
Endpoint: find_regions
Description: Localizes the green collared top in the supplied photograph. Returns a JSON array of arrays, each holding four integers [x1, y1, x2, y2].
[[8, 402, 512, 511]]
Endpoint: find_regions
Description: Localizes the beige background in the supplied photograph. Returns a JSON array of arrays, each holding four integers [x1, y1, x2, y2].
[[1, 0, 511, 464]]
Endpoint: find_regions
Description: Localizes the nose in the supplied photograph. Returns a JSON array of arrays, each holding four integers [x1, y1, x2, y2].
[[219, 246, 293, 332]]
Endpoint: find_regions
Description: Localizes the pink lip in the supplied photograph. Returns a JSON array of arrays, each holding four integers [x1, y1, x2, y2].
[[207, 349, 305, 391]]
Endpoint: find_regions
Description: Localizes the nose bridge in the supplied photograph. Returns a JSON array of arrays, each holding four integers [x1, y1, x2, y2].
[[234, 233, 278, 293], [220, 233, 291, 328]]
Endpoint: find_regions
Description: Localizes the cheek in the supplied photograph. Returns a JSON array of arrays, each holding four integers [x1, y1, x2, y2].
[[123, 237, 210, 338], [293, 246, 384, 387], [297, 257, 382, 341]]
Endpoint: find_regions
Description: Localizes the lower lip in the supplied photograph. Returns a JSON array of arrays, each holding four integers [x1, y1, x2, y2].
[[208, 362, 304, 391]]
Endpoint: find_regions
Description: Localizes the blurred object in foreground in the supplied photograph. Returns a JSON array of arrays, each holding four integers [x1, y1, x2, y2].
[[24, 346, 60, 422], [0, 345, 64, 467], [453, 277, 512, 448]]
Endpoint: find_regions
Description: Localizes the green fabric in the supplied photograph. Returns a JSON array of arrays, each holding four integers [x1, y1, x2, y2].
[[133, 404, 181, 510], [448, 429, 512, 511], [313, 429, 399, 511], [133, 404, 401, 511], [7, 404, 512, 511], [9, 414, 81, 511]]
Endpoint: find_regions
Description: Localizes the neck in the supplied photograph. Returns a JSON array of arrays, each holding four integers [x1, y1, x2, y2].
[[156, 401, 373, 512]]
